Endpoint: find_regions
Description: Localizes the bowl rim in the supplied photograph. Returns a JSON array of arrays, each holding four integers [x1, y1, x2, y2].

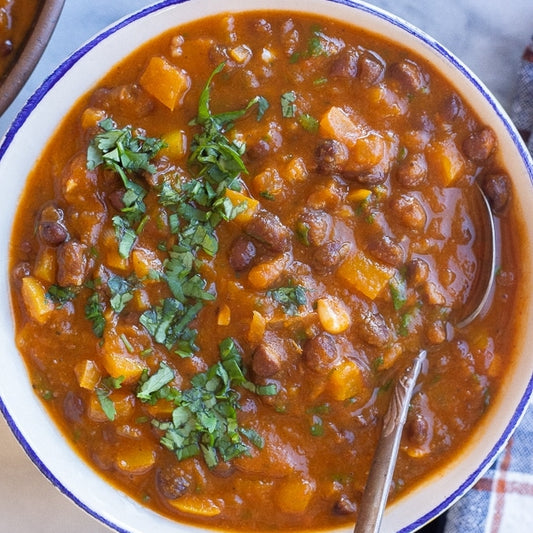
[[0, 1, 532, 532], [0, 0, 66, 116]]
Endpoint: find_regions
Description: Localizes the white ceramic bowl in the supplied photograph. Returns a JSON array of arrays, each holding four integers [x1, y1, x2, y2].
[[1, 1, 532, 532]]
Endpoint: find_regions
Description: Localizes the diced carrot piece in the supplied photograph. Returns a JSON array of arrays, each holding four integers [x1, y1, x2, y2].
[[274, 476, 315, 514], [248, 310, 266, 344], [337, 251, 394, 300], [115, 444, 156, 474], [168, 495, 222, 517], [33, 247, 57, 284], [316, 297, 351, 334], [426, 139, 465, 186], [21, 276, 54, 324], [224, 188, 259, 223], [140, 56, 191, 111], [248, 254, 289, 290], [217, 303, 231, 326], [228, 44, 252, 64], [327, 358, 366, 401], [74, 359, 101, 390], [319, 106, 364, 147]]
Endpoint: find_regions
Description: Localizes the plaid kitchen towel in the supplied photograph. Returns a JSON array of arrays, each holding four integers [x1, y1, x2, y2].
[[444, 36, 533, 533], [444, 400, 533, 533]]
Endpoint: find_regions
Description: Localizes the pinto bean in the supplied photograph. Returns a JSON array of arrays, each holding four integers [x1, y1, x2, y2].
[[390, 194, 427, 231], [228, 236, 257, 271], [439, 93, 465, 122], [367, 235, 405, 267], [57, 240, 88, 287], [245, 209, 292, 252], [315, 139, 349, 174], [343, 169, 387, 186], [311, 241, 351, 274], [39, 221, 68, 246], [252, 342, 284, 377], [63, 391, 85, 423], [406, 412, 430, 447], [302, 332, 340, 374], [462, 127, 497, 162], [357, 50, 385, 86], [333, 494, 357, 515], [480, 173, 511, 213], [396, 152, 428, 188]]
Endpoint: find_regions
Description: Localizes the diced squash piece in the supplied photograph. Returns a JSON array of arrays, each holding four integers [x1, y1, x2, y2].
[[347, 188, 372, 204], [248, 310, 266, 344], [248, 254, 289, 290], [131, 288, 151, 312], [228, 44, 252, 64], [145, 398, 176, 417], [168, 495, 222, 517], [285, 156, 308, 183], [88, 392, 135, 422], [337, 251, 394, 300], [74, 359, 101, 390], [274, 476, 315, 514], [33, 247, 57, 284], [252, 168, 284, 199], [21, 276, 54, 324], [140, 56, 191, 111], [347, 131, 385, 172], [217, 303, 231, 326], [161, 129, 187, 159], [426, 139, 465, 186], [327, 358, 365, 401], [100, 329, 149, 384], [102, 228, 129, 271], [224, 188, 259, 223], [81, 107, 106, 130], [115, 444, 156, 474], [319, 106, 364, 147], [316, 297, 351, 334], [132, 248, 163, 279]]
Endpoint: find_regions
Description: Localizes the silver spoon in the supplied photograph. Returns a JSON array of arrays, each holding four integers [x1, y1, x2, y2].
[[353, 184, 497, 533]]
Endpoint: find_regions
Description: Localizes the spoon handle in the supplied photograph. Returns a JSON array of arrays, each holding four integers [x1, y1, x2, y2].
[[353, 349, 427, 533]]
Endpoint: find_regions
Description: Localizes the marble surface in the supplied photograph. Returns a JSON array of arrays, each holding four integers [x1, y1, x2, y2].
[[0, 0, 532, 531]]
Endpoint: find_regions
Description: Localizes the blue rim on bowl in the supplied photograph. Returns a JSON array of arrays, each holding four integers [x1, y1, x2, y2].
[[0, 1, 532, 532]]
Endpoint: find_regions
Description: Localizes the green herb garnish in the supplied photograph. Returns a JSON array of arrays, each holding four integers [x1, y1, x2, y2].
[[267, 283, 307, 315]]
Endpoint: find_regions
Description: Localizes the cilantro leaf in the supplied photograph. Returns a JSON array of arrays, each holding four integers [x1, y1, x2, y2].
[[267, 283, 307, 315], [85, 292, 106, 337]]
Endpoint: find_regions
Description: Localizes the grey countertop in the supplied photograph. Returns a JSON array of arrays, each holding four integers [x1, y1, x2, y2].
[[1, 0, 532, 531]]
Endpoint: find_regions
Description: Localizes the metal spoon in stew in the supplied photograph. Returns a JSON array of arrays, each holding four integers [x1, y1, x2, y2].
[[353, 184, 497, 533]]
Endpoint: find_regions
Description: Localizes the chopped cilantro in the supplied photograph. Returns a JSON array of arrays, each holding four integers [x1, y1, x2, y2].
[[390, 270, 408, 311], [281, 91, 297, 118], [46, 285, 77, 306], [108, 274, 134, 313], [298, 113, 319, 133], [96, 375, 125, 421], [267, 283, 307, 315], [85, 292, 106, 337]]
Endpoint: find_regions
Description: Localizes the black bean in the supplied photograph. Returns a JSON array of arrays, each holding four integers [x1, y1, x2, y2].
[[245, 209, 292, 252], [302, 332, 339, 374], [357, 310, 391, 347], [297, 209, 332, 247], [329, 47, 358, 79], [462, 127, 497, 162], [63, 391, 84, 423], [343, 169, 386, 186], [333, 494, 357, 515], [228, 236, 257, 271], [406, 413, 430, 447], [480, 173, 511, 213], [406, 258, 430, 287], [311, 241, 351, 274], [396, 152, 428, 188], [252, 342, 284, 377], [390, 194, 427, 231], [156, 465, 190, 500], [57, 240, 88, 287], [108, 189, 126, 211], [315, 138, 349, 174], [39, 221, 68, 245], [367, 235, 405, 267], [389, 59, 428, 94], [357, 50, 385, 86]]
